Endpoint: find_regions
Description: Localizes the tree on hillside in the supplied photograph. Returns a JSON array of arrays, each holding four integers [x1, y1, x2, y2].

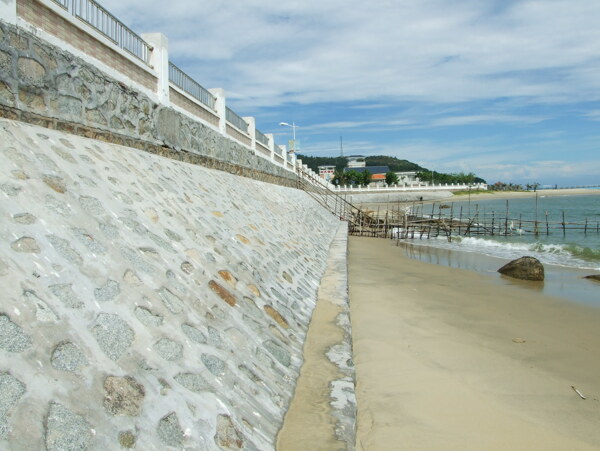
[[365, 155, 427, 172], [332, 168, 347, 186], [385, 171, 399, 185], [359, 170, 372, 186], [296, 154, 428, 173], [342, 170, 371, 186], [416, 170, 484, 185]]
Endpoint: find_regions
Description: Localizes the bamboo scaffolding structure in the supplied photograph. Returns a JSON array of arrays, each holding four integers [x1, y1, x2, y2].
[[293, 172, 598, 244]]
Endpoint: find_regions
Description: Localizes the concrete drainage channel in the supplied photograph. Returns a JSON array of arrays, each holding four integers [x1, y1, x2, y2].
[[277, 222, 356, 450]]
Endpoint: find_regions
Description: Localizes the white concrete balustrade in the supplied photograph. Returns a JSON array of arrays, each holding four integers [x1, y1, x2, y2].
[[331, 182, 488, 192], [2, 0, 299, 174]]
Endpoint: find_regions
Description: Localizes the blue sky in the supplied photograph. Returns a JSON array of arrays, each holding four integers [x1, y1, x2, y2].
[[102, 0, 600, 186]]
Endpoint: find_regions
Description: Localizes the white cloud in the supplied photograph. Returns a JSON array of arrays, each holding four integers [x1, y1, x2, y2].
[[96, 0, 600, 184], [101, 0, 600, 107], [584, 110, 600, 121], [431, 114, 547, 127]]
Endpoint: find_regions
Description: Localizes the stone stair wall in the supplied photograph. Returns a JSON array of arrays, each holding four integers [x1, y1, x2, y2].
[[0, 117, 341, 450]]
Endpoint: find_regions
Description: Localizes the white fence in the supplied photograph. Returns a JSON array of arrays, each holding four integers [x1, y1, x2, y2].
[[331, 182, 488, 193]]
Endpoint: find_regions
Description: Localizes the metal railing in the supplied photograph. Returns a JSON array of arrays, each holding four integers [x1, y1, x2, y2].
[[226, 107, 249, 133], [50, 0, 152, 64], [255, 129, 269, 147], [169, 63, 216, 111]]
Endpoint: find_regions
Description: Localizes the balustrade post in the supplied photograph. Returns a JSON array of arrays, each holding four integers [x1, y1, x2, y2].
[[209, 88, 227, 134], [265, 133, 275, 162], [243, 116, 256, 152], [0, 0, 17, 24], [278, 145, 286, 167], [141, 33, 169, 104]]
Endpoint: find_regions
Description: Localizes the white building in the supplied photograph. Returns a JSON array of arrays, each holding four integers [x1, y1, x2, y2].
[[318, 165, 336, 181], [395, 171, 420, 184], [346, 155, 366, 168]]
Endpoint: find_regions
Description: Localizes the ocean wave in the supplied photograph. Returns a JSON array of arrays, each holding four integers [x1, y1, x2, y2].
[[424, 236, 600, 270], [563, 244, 600, 262]]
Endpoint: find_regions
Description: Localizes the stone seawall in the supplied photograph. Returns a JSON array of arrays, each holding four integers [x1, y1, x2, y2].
[[0, 19, 295, 187], [0, 118, 341, 449]]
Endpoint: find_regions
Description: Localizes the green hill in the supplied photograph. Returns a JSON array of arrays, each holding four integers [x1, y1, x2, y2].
[[296, 154, 427, 172], [295, 154, 487, 184]]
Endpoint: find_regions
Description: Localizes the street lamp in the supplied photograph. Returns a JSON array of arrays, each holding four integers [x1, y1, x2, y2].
[[279, 121, 297, 153]]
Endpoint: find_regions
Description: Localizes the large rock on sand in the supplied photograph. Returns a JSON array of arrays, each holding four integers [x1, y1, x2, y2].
[[498, 256, 545, 281]]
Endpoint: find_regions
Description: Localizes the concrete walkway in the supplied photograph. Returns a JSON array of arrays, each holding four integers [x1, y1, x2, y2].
[[277, 222, 355, 450]]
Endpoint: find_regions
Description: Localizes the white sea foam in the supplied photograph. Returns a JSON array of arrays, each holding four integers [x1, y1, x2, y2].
[[413, 235, 600, 271]]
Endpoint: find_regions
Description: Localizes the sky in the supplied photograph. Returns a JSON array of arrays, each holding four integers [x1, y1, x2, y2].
[[101, 0, 600, 186]]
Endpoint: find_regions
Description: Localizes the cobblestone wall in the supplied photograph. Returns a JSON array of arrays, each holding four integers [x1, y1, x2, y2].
[[0, 19, 295, 185], [0, 118, 340, 449]]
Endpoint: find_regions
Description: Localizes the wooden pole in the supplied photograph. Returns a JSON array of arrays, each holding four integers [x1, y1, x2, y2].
[[534, 193, 539, 236], [562, 211, 566, 236], [505, 200, 509, 236], [449, 203, 454, 241], [519, 213, 522, 231]]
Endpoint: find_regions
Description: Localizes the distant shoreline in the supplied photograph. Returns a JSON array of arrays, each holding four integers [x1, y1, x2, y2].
[[453, 187, 599, 202]]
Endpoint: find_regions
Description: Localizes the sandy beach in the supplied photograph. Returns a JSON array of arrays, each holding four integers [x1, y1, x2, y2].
[[349, 236, 600, 450], [452, 187, 599, 202]]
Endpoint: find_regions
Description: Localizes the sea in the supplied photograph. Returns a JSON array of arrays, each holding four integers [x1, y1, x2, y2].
[[396, 191, 600, 306]]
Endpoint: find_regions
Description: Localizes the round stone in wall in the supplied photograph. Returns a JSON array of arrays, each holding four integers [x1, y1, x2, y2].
[[0, 372, 26, 440], [263, 340, 291, 367], [90, 313, 134, 361], [174, 373, 212, 393], [51, 342, 88, 372], [10, 236, 40, 253], [153, 337, 183, 361], [214, 414, 244, 450], [42, 174, 67, 193], [0, 314, 32, 353], [103, 376, 145, 416], [157, 412, 184, 447], [17, 57, 46, 85], [94, 279, 120, 302], [45, 402, 93, 451], [12, 213, 37, 224], [134, 307, 163, 327], [201, 354, 226, 377], [49, 284, 83, 309], [118, 430, 136, 448], [181, 324, 207, 344]]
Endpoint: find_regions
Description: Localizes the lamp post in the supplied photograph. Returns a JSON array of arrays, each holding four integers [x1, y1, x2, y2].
[[279, 121, 297, 153]]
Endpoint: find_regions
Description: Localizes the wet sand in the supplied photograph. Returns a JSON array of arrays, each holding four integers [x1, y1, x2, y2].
[[349, 236, 600, 450], [277, 224, 353, 450]]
